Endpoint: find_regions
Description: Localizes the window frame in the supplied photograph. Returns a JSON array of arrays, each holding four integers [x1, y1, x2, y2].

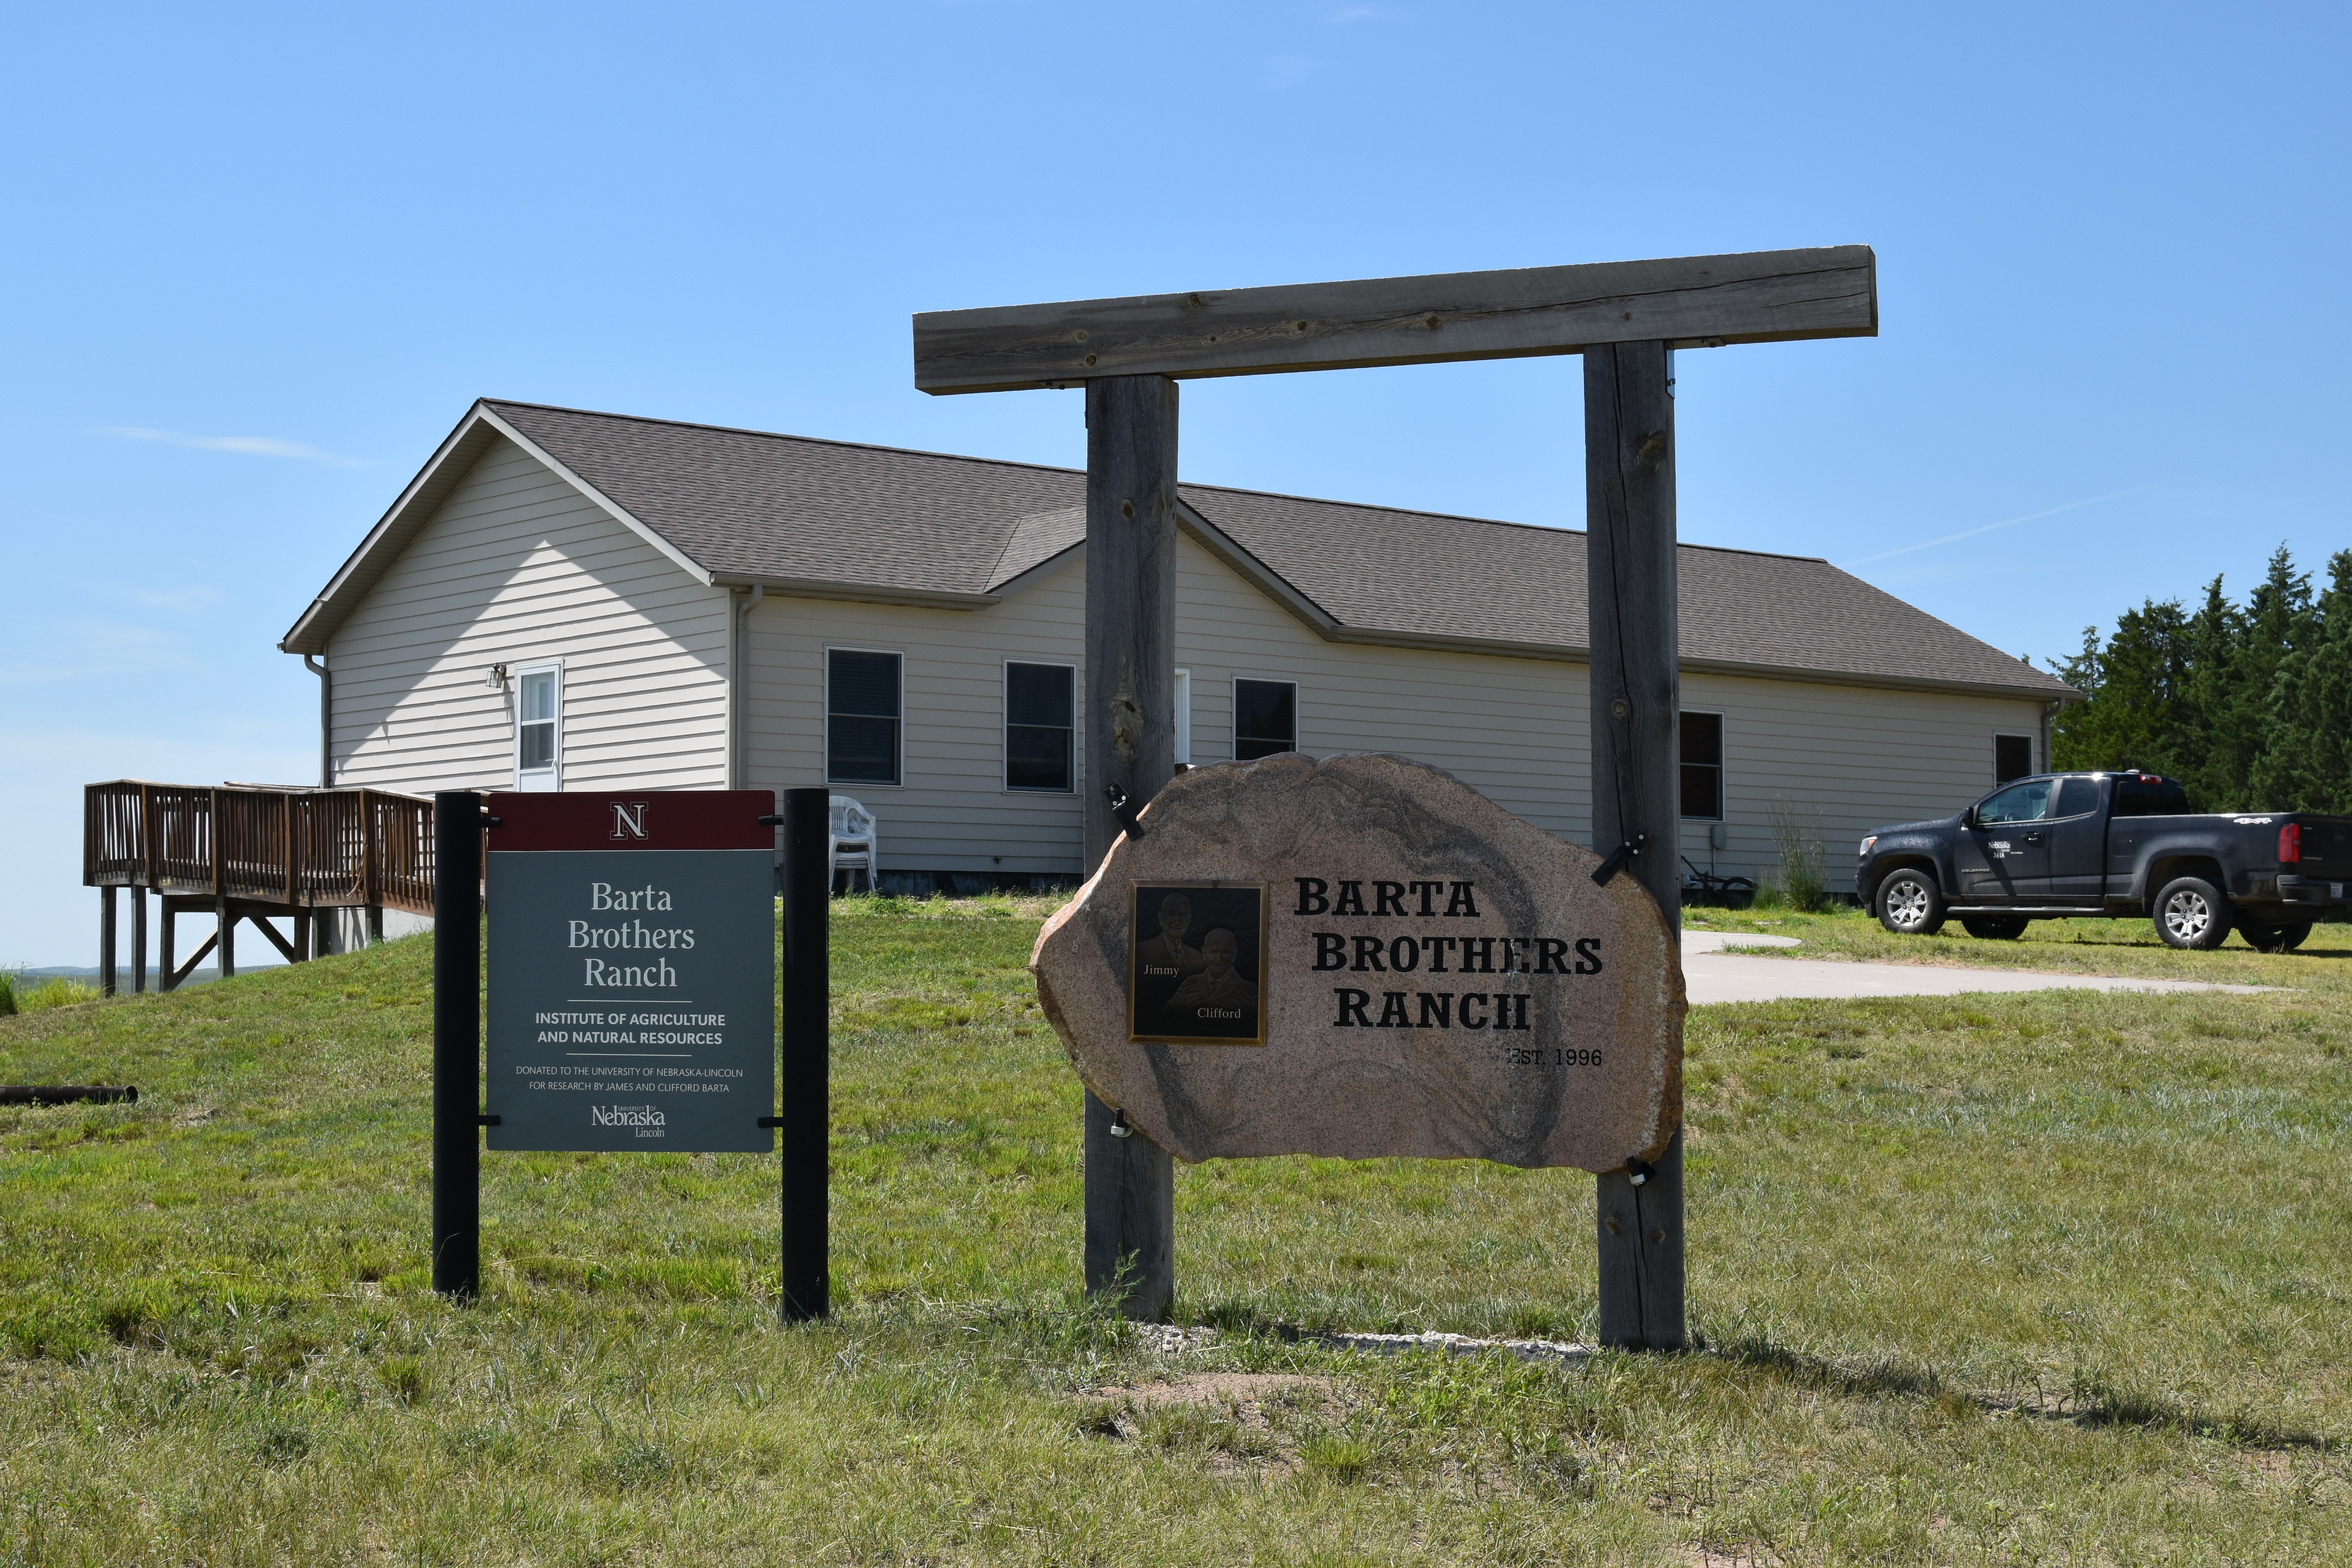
[[1994, 732, 2035, 785], [1230, 676, 1300, 761], [1678, 708, 1724, 822], [824, 645, 906, 789], [1002, 657, 1078, 795], [512, 660, 563, 793]]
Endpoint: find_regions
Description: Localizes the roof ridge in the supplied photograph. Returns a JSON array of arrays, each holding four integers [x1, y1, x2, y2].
[[479, 397, 1091, 481]]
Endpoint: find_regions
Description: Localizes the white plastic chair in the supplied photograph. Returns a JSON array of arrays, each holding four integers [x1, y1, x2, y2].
[[828, 795, 878, 893]]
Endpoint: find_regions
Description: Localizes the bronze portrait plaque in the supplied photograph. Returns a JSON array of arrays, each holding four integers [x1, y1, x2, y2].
[[1128, 881, 1268, 1045]]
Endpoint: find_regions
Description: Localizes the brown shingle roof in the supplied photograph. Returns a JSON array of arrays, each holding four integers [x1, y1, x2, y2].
[[290, 399, 2069, 700]]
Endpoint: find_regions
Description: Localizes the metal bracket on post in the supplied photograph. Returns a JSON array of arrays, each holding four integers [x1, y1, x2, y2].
[[1103, 785, 1146, 841], [1592, 833, 1648, 887]]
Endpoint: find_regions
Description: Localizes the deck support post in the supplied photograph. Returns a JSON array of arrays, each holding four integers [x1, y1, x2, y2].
[[131, 889, 147, 994], [1585, 340, 1687, 1352], [216, 896, 236, 980], [160, 904, 177, 993], [1080, 374, 1180, 1323], [99, 886, 118, 997]]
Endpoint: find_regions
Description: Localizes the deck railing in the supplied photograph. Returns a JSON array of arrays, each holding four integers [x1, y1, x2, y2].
[[83, 781, 436, 915]]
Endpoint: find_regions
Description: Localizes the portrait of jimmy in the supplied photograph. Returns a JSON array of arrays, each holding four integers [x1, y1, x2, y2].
[[1129, 882, 1267, 1045]]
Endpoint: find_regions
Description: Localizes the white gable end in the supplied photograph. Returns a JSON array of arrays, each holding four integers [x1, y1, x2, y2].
[[325, 434, 730, 796]]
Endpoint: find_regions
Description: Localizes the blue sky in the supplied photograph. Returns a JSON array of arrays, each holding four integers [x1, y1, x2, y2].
[[2, 1, 2345, 965]]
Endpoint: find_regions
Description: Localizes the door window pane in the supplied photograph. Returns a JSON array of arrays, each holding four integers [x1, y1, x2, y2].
[[1234, 680, 1297, 760], [2053, 777, 2103, 818], [828, 651, 901, 785], [1976, 779, 2052, 824], [517, 670, 557, 776], [1005, 662, 1073, 791], [1679, 711, 1722, 819]]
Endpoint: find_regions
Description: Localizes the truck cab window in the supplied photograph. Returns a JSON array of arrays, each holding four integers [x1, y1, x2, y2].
[[2114, 776, 2190, 817], [1976, 779, 2051, 824], [2052, 777, 2104, 818]]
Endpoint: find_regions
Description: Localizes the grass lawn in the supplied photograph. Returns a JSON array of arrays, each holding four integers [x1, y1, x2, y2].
[[4, 894, 2351, 1564]]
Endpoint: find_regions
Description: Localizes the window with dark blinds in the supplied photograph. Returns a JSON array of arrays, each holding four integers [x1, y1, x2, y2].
[[1005, 663, 1074, 792], [1994, 734, 2033, 784], [1679, 711, 1722, 820], [1233, 679, 1297, 760], [828, 650, 901, 785]]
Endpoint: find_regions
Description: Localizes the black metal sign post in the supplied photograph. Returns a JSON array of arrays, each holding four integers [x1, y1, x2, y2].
[[776, 786, 830, 1322], [432, 788, 799, 1305], [431, 789, 483, 1298]]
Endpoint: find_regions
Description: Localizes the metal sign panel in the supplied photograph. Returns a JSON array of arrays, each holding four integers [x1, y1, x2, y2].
[[484, 791, 776, 1154]]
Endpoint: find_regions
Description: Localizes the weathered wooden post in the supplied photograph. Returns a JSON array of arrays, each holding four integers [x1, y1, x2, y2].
[[1079, 374, 1181, 1321], [1585, 341, 1685, 1350], [131, 888, 148, 994]]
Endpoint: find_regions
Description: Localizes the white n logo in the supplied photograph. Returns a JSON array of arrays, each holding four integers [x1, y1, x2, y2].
[[609, 801, 649, 840]]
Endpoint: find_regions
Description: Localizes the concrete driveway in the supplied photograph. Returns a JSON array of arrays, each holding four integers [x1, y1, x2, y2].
[[1679, 930, 2274, 1005]]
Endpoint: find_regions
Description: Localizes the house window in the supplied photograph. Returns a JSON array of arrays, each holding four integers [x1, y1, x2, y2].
[[1994, 733, 2034, 784], [1005, 662, 1074, 792], [827, 649, 902, 786], [1233, 679, 1297, 760], [515, 665, 560, 792], [1679, 711, 1722, 820]]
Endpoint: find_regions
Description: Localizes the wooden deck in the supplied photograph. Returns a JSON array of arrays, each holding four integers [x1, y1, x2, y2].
[[83, 781, 436, 993]]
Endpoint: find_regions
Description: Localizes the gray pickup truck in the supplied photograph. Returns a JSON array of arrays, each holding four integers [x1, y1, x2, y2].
[[1857, 771, 2351, 951]]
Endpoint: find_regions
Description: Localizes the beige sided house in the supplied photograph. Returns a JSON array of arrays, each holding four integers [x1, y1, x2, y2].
[[279, 399, 2073, 925]]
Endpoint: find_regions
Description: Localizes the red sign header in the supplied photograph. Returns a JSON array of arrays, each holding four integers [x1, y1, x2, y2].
[[485, 790, 777, 852]]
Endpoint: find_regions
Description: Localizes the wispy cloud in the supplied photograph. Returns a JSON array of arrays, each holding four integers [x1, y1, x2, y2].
[[93, 425, 369, 466], [1841, 485, 2158, 568]]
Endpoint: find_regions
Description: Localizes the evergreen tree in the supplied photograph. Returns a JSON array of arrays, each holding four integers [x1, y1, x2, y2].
[[2050, 544, 2346, 812]]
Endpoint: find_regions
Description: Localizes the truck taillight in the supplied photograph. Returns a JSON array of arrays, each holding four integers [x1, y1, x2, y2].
[[2280, 823, 2301, 865]]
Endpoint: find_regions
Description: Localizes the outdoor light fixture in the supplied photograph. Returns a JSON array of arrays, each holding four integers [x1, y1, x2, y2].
[[486, 663, 508, 690]]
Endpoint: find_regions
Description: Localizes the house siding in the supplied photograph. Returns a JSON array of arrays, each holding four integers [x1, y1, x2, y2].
[[1675, 672, 2051, 894], [742, 532, 2049, 891], [323, 437, 730, 797], [326, 440, 2052, 900]]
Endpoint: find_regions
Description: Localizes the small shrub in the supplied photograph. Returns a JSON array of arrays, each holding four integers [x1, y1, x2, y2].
[[1769, 799, 1832, 913]]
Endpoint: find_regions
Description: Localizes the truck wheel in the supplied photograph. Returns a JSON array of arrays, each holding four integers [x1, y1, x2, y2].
[[2241, 920, 2312, 954], [2154, 877, 2232, 951], [1961, 916, 2029, 940], [1876, 869, 1946, 935]]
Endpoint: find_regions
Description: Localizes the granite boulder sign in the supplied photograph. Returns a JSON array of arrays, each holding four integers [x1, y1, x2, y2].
[[1033, 752, 1684, 1172]]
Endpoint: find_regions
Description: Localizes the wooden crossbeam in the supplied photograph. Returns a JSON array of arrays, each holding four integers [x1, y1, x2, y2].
[[168, 931, 218, 991], [243, 913, 300, 964], [913, 246, 1877, 395]]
